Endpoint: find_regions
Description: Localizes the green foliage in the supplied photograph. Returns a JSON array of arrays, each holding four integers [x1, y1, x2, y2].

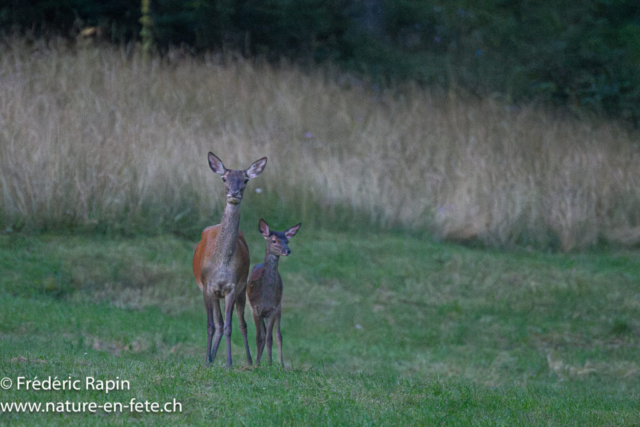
[[0, 0, 140, 42], [139, 0, 153, 55], [379, 0, 640, 122], [1, 1, 639, 122], [148, 0, 351, 61], [1, 232, 640, 423]]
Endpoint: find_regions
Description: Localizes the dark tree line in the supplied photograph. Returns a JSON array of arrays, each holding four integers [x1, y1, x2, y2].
[[2, 0, 639, 125]]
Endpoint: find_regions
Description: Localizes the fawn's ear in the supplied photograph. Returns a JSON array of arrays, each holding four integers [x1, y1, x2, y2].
[[258, 218, 270, 238], [284, 223, 302, 240], [208, 152, 226, 175], [246, 157, 267, 179]]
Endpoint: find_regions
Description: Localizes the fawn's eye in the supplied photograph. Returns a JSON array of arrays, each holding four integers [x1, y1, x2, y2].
[[272, 238, 277, 243], [222, 177, 226, 182]]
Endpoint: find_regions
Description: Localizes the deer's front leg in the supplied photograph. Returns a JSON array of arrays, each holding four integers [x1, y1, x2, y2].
[[235, 288, 253, 365], [210, 298, 224, 364], [265, 314, 277, 365], [275, 311, 284, 369], [223, 290, 236, 368], [253, 313, 266, 365], [204, 296, 214, 364]]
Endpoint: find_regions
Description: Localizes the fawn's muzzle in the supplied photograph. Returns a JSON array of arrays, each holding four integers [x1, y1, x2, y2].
[[227, 193, 242, 204]]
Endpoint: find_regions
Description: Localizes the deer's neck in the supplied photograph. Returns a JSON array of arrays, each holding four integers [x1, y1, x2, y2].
[[263, 251, 280, 273], [213, 202, 241, 264]]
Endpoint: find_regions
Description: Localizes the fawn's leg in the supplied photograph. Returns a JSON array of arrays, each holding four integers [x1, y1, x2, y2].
[[253, 313, 266, 365], [265, 314, 277, 365], [210, 298, 224, 364], [223, 291, 236, 368], [275, 311, 284, 369], [235, 289, 253, 365]]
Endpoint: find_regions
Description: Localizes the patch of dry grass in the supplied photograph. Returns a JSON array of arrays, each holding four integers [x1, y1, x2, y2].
[[1, 39, 639, 249]]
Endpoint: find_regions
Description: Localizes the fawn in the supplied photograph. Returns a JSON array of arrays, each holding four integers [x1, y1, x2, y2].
[[247, 218, 301, 367], [193, 152, 267, 367]]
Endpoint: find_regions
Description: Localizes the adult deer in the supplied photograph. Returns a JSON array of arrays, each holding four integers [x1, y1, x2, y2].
[[247, 218, 301, 368], [193, 152, 267, 367]]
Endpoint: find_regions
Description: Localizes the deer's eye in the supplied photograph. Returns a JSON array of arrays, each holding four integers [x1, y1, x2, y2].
[[272, 238, 277, 243], [222, 177, 227, 182]]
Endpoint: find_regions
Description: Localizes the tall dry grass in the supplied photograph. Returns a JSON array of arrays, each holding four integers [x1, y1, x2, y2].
[[1, 39, 639, 250]]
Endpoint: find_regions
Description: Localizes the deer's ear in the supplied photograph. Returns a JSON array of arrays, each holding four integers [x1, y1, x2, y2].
[[208, 152, 226, 175], [284, 223, 301, 240], [246, 157, 267, 179], [258, 218, 270, 238]]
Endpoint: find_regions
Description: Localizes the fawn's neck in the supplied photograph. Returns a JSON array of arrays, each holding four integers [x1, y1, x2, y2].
[[213, 202, 241, 263], [263, 250, 280, 273]]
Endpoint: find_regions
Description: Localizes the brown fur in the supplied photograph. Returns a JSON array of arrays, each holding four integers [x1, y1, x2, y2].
[[193, 225, 250, 292], [192, 152, 266, 367], [247, 219, 301, 368]]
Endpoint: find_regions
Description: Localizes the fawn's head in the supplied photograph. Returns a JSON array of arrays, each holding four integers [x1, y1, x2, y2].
[[258, 219, 301, 257], [208, 152, 267, 205]]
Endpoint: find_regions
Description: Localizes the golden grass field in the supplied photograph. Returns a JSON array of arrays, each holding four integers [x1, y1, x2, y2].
[[1, 39, 639, 250]]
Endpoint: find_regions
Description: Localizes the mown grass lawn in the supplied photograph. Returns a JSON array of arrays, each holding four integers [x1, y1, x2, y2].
[[0, 231, 639, 425]]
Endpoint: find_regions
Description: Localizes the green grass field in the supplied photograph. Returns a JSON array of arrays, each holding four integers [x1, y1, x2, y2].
[[1, 231, 639, 425]]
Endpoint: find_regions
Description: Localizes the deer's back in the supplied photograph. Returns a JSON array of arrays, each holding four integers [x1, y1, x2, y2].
[[192, 224, 250, 291]]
